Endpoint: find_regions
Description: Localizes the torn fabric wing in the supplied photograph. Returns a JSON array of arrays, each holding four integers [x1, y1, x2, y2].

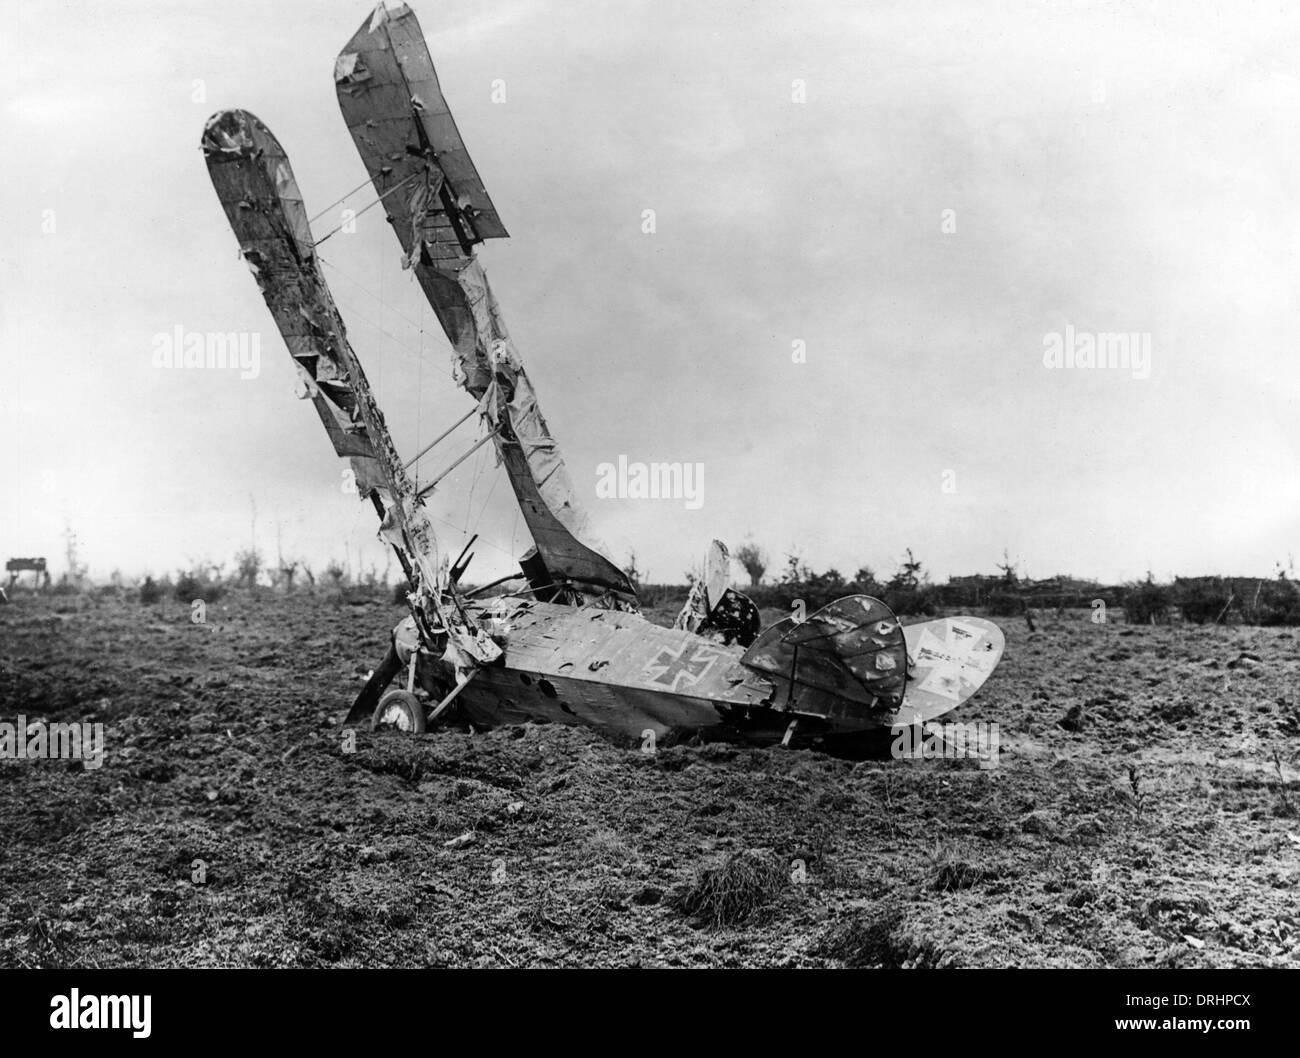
[[334, 1, 635, 605]]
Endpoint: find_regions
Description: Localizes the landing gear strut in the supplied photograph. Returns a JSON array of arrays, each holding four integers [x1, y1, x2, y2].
[[371, 646, 427, 732]]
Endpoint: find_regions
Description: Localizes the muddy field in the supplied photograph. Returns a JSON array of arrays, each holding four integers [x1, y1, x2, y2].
[[1, 589, 1297, 968]]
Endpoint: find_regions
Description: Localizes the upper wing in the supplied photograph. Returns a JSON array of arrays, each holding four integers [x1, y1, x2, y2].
[[334, 2, 636, 605], [335, 2, 506, 260]]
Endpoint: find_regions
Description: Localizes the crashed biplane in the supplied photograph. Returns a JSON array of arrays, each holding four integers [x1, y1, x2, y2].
[[201, 2, 1004, 749]]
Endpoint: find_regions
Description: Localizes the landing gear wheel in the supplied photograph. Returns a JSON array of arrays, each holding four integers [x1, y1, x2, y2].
[[371, 689, 426, 734]]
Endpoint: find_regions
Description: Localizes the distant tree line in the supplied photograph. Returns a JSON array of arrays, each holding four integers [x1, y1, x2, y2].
[[23, 530, 1300, 628], [724, 543, 1300, 625]]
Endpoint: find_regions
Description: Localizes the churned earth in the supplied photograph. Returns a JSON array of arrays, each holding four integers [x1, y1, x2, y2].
[[0, 589, 1297, 967]]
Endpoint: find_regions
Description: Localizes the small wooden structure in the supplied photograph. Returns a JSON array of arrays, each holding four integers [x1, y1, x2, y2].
[[6, 557, 49, 591]]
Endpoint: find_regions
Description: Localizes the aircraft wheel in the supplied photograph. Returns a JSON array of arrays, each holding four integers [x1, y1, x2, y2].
[[371, 689, 426, 734]]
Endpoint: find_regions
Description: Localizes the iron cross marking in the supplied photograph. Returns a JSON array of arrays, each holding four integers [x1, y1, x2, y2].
[[646, 642, 718, 692]]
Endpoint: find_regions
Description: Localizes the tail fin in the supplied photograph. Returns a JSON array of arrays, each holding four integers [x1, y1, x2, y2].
[[674, 540, 761, 646]]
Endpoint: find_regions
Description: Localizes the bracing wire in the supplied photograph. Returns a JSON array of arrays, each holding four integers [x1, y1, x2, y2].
[[307, 174, 377, 225], [471, 470, 502, 537], [427, 508, 516, 563], [320, 256, 429, 341], [317, 276, 428, 364], [462, 442, 485, 532], [312, 171, 421, 246], [313, 217, 522, 575]]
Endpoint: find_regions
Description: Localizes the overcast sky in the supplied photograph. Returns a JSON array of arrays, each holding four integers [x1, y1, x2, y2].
[[4, 0, 1299, 588]]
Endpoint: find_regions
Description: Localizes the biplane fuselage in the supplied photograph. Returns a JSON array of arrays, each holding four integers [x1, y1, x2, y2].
[[384, 597, 1004, 743], [427, 599, 770, 742]]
